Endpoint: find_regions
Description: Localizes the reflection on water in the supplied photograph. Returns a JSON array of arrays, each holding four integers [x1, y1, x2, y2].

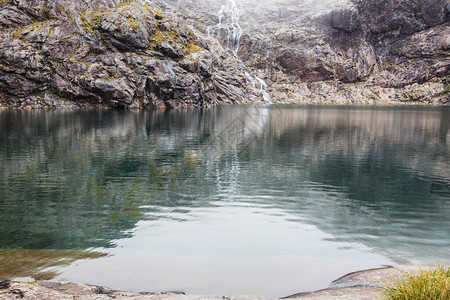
[[0, 106, 449, 296], [0, 249, 106, 279]]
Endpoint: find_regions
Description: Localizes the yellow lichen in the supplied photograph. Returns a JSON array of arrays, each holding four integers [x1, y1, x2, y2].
[[142, 4, 157, 15], [151, 29, 178, 45], [115, 0, 137, 9], [80, 11, 94, 32], [60, 7, 72, 23], [155, 10, 163, 19], [187, 43, 205, 54], [86, 2, 143, 32], [46, 26, 55, 39], [126, 17, 139, 31], [13, 21, 47, 39]]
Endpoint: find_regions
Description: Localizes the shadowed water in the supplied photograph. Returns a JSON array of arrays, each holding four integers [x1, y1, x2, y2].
[[0, 105, 449, 296]]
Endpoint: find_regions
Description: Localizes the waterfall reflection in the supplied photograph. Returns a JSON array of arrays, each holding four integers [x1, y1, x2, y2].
[[0, 106, 449, 280]]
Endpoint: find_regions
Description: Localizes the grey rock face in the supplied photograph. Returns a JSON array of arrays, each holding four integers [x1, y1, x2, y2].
[[231, 0, 449, 104], [0, 0, 256, 109], [356, 0, 448, 35], [1, 0, 448, 107], [157, 0, 448, 104], [329, 8, 360, 33]]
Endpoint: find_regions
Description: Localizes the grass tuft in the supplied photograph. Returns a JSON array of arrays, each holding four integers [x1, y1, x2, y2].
[[383, 265, 449, 300]]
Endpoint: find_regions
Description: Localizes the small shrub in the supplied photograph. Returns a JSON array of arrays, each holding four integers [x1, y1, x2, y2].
[[383, 265, 449, 300]]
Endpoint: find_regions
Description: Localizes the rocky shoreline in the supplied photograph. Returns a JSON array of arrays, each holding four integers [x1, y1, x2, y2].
[[0, 266, 405, 299]]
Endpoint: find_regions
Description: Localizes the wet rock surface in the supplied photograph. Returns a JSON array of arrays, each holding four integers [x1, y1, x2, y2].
[[0, 0, 257, 109]]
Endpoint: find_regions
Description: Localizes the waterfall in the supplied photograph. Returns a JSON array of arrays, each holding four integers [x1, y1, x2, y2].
[[245, 72, 273, 104], [205, 1, 272, 103], [255, 76, 272, 104], [207, 0, 243, 56], [104, 0, 120, 7], [109, 0, 272, 103]]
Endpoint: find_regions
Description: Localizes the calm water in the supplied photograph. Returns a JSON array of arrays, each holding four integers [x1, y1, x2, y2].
[[0, 105, 449, 296]]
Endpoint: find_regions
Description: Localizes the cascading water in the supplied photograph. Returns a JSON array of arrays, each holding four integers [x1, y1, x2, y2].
[[207, 1, 272, 103], [109, 0, 272, 103], [245, 72, 273, 104], [255, 76, 272, 104], [104, 0, 117, 7], [207, 0, 243, 56]]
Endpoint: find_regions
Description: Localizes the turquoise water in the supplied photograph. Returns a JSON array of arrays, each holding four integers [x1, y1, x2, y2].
[[0, 106, 449, 296]]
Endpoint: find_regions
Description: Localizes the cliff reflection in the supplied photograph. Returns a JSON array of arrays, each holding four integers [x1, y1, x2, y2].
[[0, 249, 106, 279], [0, 106, 449, 272]]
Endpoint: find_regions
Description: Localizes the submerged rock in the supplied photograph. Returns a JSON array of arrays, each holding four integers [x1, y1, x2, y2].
[[0, 0, 257, 109]]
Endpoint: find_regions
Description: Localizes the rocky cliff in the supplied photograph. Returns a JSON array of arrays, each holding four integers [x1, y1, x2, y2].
[[0, 0, 449, 108], [248, 0, 450, 104], [172, 0, 450, 105], [0, 0, 258, 109]]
